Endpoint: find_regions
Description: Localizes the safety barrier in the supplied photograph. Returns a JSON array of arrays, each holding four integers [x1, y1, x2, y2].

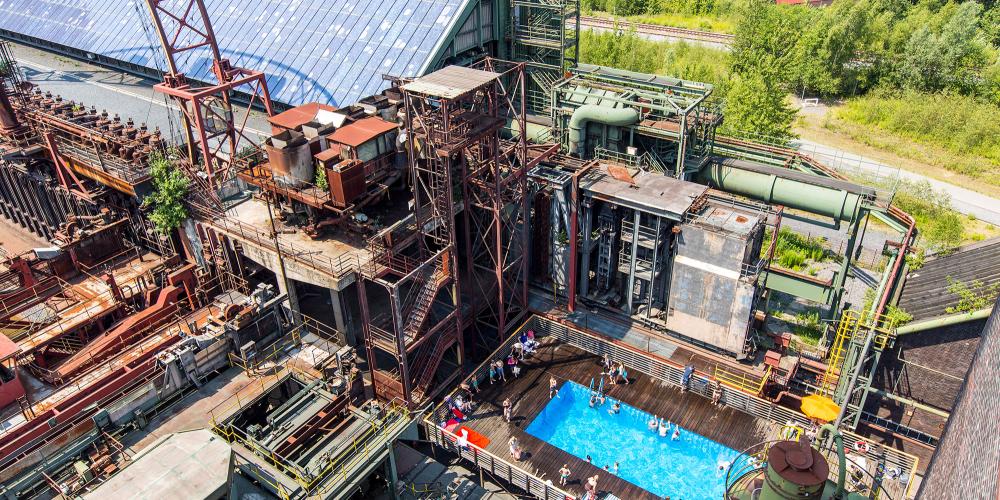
[[206, 216, 361, 280]]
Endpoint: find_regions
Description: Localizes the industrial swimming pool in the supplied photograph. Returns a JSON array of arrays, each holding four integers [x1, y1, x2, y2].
[[525, 380, 738, 498]]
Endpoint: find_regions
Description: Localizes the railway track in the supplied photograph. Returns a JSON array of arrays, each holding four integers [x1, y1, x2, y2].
[[578, 15, 735, 45]]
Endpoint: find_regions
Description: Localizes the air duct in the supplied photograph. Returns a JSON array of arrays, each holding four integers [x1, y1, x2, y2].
[[567, 104, 639, 157]]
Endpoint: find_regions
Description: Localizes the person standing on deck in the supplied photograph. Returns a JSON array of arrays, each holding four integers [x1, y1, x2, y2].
[[584, 475, 599, 500], [549, 376, 558, 399], [508, 436, 522, 461], [617, 362, 629, 385], [559, 464, 571, 486], [503, 397, 512, 422], [497, 360, 507, 382], [489, 363, 497, 384]]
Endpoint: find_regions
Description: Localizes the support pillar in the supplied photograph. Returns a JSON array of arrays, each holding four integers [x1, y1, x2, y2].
[[625, 209, 640, 315], [329, 287, 355, 345], [276, 275, 302, 326], [579, 200, 593, 299], [386, 441, 401, 500]]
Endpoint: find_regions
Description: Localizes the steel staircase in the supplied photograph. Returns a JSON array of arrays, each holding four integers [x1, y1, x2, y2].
[[402, 262, 446, 342]]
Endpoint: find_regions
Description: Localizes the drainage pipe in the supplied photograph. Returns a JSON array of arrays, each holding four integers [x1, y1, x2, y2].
[[813, 424, 847, 499], [567, 104, 640, 157], [895, 307, 993, 335]]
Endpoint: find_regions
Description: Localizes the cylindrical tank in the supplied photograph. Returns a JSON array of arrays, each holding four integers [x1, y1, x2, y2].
[[761, 441, 829, 498], [265, 129, 314, 188]]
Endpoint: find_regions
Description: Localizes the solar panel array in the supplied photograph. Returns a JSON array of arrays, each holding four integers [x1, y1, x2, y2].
[[0, 0, 471, 106]]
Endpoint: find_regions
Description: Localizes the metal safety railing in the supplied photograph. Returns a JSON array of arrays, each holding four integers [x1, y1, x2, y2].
[[206, 215, 362, 279], [220, 397, 411, 495], [715, 364, 772, 396]]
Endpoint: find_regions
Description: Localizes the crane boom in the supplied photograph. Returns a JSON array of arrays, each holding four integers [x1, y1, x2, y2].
[[144, 0, 274, 204]]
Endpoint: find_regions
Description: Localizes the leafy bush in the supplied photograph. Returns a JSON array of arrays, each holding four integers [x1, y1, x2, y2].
[[143, 152, 189, 234], [891, 180, 965, 252], [946, 277, 1000, 313], [580, 30, 731, 91], [764, 228, 830, 271], [315, 166, 328, 191]]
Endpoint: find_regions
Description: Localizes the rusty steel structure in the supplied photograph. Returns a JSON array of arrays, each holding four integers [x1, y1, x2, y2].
[[144, 0, 275, 202]]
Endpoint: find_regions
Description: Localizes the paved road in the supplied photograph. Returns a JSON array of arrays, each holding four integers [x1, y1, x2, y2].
[[792, 138, 1000, 226], [10, 42, 998, 225]]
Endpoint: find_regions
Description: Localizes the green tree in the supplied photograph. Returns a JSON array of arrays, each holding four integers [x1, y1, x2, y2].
[[791, 0, 872, 96], [896, 2, 987, 93], [143, 152, 189, 234], [721, 69, 797, 141]]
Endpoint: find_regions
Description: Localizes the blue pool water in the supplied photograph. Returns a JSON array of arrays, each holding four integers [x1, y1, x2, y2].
[[525, 380, 738, 499]]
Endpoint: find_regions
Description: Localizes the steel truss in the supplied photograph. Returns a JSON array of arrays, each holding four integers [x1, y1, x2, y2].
[[144, 0, 275, 203], [358, 60, 547, 407]]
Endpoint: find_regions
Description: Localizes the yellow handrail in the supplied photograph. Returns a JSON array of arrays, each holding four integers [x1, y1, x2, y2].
[[715, 364, 771, 395]]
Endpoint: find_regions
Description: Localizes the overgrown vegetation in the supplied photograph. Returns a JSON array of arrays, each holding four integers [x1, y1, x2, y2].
[[143, 151, 189, 234], [891, 180, 965, 252], [945, 277, 1000, 313], [582, 0, 1000, 142], [580, 30, 730, 91], [791, 310, 824, 345], [763, 228, 831, 271], [829, 91, 1000, 186], [861, 288, 913, 326], [582, 0, 739, 32], [315, 166, 328, 191]]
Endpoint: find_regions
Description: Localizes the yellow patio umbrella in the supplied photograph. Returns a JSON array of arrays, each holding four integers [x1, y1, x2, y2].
[[800, 394, 840, 423]]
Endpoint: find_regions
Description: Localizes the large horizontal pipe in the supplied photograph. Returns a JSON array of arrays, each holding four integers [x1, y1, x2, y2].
[[867, 387, 951, 419], [699, 158, 865, 222], [895, 307, 993, 335], [568, 104, 639, 157]]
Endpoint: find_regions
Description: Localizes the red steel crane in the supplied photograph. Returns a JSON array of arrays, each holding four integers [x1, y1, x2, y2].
[[144, 0, 275, 202]]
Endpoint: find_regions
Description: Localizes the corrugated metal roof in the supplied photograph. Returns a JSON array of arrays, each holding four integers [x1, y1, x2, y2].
[[0, 0, 472, 106], [402, 65, 499, 98], [268, 102, 337, 130], [918, 298, 1000, 498], [328, 116, 397, 147]]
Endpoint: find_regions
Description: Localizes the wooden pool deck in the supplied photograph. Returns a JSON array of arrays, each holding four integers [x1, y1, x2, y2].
[[454, 337, 774, 499]]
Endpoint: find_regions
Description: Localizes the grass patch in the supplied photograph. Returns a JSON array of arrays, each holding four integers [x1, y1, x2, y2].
[[791, 311, 824, 346], [762, 228, 832, 272], [828, 91, 1000, 187]]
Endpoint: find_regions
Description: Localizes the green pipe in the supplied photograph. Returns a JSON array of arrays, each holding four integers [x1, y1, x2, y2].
[[813, 424, 847, 499], [867, 387, 951, 418], [567, 104, 639, 156], [699, 162, 864, 222], [896, 307, 993, 335]]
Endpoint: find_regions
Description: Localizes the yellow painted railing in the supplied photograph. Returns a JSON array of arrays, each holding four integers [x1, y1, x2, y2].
[[715, 364, 772, 395], [822, 309, 897, 395]]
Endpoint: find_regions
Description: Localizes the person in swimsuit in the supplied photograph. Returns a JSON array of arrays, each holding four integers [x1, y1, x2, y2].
[[559, 464, 571, 486], [549, 376, 558, 399]]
